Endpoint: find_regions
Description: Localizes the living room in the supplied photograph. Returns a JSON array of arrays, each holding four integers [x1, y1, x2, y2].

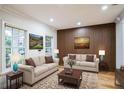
[[0, 4, 124, 90]]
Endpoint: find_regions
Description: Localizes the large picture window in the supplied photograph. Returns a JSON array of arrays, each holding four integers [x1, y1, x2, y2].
[[5, 24, 26, 69]]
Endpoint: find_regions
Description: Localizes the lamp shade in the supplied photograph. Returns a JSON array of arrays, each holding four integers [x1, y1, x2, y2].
[[11, 53, 21, 63], [54, 49, 59, 53], [99, 50, 105, 55]]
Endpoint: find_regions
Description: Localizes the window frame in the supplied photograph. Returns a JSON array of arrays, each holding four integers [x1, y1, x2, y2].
[[45, 35, 53, 55], [2, 23, 27, 72]]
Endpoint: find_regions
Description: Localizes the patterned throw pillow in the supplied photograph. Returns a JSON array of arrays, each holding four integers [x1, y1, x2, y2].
[[86, 55, 94, 62], [69, 55, 76, 60], [25, 58, 36, 67], [45, 56, 54, 64]]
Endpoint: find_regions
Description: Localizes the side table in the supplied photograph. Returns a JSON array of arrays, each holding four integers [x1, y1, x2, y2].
[[99, 62, 109, 71], [6, 71, 23, 89]]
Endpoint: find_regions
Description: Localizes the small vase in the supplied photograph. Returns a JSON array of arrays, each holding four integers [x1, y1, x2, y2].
[[13, 63, 18, 72]]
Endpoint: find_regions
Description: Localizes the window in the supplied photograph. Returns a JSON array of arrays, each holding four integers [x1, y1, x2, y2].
[[5, 24, 26, 69], [45, 36, 53, 55]]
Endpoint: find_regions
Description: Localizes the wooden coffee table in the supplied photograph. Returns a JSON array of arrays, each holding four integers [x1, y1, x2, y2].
[[58, 68, 82, 88]]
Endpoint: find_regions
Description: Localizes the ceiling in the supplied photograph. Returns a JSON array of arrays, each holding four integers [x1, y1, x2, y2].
[[3, 4, 124, 29]]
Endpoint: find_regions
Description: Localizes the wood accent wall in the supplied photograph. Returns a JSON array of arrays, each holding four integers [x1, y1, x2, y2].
[[57, 23, 116, 71]]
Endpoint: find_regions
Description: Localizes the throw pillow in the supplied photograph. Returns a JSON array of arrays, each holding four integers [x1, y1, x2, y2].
[[69, 55, 76, 60], [86, 55, 94, 62], [25, 58, 36, 67], [45, 56, 54, 64]]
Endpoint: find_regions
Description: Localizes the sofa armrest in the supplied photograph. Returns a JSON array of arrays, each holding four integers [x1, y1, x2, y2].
[[18, 64, 35, 85], [94, 58, 99, 72], [63, 56, 69, 65], [95, 58, 99, 63], [18, 64, 34, 72]]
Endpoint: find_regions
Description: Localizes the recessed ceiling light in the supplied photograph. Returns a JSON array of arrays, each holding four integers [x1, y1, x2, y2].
[[50, 18, 54, 22], [102, 5, 108, 11], [77, 22, 81, 26]]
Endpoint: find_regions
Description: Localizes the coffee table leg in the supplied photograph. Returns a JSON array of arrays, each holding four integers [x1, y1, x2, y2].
[[16, 78, 18, 89], [76, 80, 79, 88], [22, 74, 23, 86], [76, 74, 82, 88], [18, 77, 19, 87]]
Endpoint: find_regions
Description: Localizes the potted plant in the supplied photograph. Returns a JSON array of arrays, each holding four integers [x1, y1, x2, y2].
[[67, 59, 76, 72]]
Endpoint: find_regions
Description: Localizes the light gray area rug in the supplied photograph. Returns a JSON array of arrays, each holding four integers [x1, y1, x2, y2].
[[21, 71, 98, 89]]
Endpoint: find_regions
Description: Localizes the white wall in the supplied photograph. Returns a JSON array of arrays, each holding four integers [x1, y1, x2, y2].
[[116, 10, 124, 69], [0, 7, 57, 71]]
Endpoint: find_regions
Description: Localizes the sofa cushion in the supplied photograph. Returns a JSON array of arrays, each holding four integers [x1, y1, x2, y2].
[[34, 65, 49, 77], [32, 57, 41, 66], [75, 61, 81, 66], [25, 58, 36, 67], [44, 63, 58, 70], [86, 55, 94, 62], [39, 56, 45, 64], [45, 56, 54, 64], [80, 61, 96, 67]]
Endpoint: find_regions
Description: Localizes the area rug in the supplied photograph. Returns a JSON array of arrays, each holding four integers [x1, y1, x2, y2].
[[20, 71, 98, 89]]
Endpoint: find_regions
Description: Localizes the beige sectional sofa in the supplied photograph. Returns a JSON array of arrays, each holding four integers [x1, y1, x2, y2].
[[18, 56, 59, 86], [63, 54, 99, 72]]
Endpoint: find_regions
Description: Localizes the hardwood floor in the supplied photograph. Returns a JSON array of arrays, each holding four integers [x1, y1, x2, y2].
[[60, 66, 122, 89], [98, 71, 122, 89]]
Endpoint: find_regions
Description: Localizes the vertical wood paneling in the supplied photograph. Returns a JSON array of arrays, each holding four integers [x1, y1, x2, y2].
[[57, 23, 115, 71]]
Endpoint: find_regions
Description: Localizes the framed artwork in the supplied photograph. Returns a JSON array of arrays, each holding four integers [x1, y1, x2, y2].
[[74, 37, 90, 49], [29, 34, 43, 49]]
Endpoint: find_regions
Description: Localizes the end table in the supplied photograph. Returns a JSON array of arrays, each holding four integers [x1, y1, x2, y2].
[[99, 62, 109, 71], [6, 71, 23, 89]]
